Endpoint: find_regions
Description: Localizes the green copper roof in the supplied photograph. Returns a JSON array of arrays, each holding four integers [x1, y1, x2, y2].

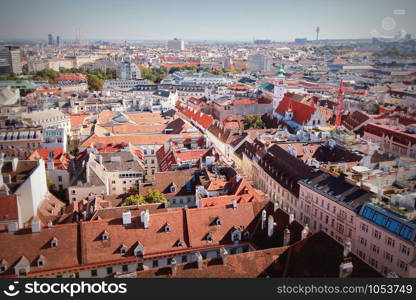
[[277, 65, 285, 78], [0, 80, 37, 89]]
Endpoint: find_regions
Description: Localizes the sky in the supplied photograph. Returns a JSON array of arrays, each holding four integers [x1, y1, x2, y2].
[[0, 0, 415, 41]]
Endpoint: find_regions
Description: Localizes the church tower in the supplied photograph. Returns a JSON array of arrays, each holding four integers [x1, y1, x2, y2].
[[273, 65, 286, 114]]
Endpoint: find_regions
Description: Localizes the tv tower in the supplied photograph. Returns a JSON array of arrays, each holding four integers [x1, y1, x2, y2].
[[316, 26, 320, 41]]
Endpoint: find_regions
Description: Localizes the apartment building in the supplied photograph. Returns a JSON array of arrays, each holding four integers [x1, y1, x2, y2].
[[298, 170, 416, 277]]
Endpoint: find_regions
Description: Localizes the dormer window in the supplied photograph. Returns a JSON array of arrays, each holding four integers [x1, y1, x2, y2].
[[0, 259, 7, 273], [177, 240, 183, 248], [37, 255, 45, 267], [170, 185, 176, 193], [231, 229, 242, 242], [50, 237, 58, 248], [215, 217, 222, 226], [206, 233, 213, 243], [101, 231, 109, 241], [164, 223, 171, 233], [134, 243, 145, 258], [120, 244, 127, 255], [243, 231, 250, 240]]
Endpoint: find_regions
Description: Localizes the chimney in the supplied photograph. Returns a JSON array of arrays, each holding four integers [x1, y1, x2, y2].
[[8, 221, 18, 233], [267, 215, 274, 237], [141, 210, 150, 229], [339, 257, 354, 278], [122, 211, 132, 226], [11, 157, 19, 172], [343, 240, 352, 257], [273, 201, 279, 211], [283, 227, 291, 246], [261, 209, 267, 230], [31, 218, 41, 233], [195, 252, 203, 269], [220, 247, 228, 265], [170, 258, 177, 275], [231, 199, 237, 209], [301, 224, 309, 240]]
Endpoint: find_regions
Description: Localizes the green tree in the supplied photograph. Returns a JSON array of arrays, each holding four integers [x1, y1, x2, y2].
[[144, 189, 167, 203], [87, 74, 103, 91], [123, 194, 146, 206], [243, 115, 264, 130]]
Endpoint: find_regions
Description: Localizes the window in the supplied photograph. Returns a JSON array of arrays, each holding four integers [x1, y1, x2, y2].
[[369, 258, 378, 269], [360, 223, 368, 233], [373, 230, 381, 240], [397, 260, 408, 271], [122, 265, 128, 272], [165, 224, 171, 233], [384, 252, 393, 263], [359, 237, 367, 247], [152, 260, 158, 268], [181, 255, 187, 263], [336, 223, 344, 234], [91, 269, 98, 277], [58, 184, 63, 191], [371, 244, 380, 254], [400, 244, 410, 256], [357, 250, 366, 260], [107, 267, 113, 274], [386, 237, 395, 248]]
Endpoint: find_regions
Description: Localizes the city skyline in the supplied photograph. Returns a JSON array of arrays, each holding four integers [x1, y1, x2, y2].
[[0, 0, 415, 41]]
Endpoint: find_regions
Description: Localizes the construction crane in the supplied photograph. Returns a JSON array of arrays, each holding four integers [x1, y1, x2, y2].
[[335, 79, 368, 127]]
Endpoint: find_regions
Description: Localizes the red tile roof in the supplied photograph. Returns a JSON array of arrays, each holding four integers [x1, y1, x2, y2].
[[27, 149, 73, 170], [69, 114, 92, 129], [276, 93, 316, 125], [177, 103, 214, 130], [0, 195, 18, 222]]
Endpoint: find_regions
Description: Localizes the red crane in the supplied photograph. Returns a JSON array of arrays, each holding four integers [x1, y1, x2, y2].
[[335, 79, 368, 127]]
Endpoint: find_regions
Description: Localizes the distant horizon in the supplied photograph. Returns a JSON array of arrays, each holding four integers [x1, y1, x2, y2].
[[1, 0, 415, 41]]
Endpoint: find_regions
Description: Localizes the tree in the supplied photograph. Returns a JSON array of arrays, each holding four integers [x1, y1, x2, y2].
[[68, 146, 79, 157], [144, 189, 167, 203], [87, 74, 103, 91], [123, 194, 146, 206], [243, 115, 264, 130], [123, 189, 167, 206]]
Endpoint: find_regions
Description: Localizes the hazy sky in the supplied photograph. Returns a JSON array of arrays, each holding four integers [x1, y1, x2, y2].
[[0, 0, 415, 41]]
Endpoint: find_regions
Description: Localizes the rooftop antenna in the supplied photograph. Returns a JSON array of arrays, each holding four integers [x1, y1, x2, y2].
[[316, 26, 320, 41]]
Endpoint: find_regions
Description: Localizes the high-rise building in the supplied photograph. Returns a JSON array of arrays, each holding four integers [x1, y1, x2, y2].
[[168, 38, 185, 51], [247, 53, 273, 73], [48, 33, 54, 45], [56, 35, 61, 46], [0, 46, 22, 75]]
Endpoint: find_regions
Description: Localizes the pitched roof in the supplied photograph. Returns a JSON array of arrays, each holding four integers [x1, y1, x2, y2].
[[0, 195, 18, 222], [27, 149, 73, 170], [276, 93, 316, 125], [270, 231, 381, 277], [133, 247, 286, 278]]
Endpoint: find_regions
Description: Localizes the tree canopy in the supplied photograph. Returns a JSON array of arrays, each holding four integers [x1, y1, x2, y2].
[[123, 189, 167, 206], [243, 115, 264, 130]]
